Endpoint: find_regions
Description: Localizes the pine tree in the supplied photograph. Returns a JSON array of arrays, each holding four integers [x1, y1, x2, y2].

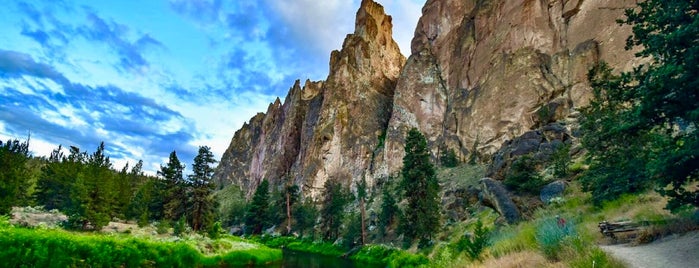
[[245, 179, 270, 234], [378, 184, 398, 240], [320, 179, 351, 241], [0, 139, 31, 215], [188, 146, 217, 231], [399, 128, 440, 246], [581, 0, 699, 209], [294, 199, 318, 238], [159, 151, 187, 221]]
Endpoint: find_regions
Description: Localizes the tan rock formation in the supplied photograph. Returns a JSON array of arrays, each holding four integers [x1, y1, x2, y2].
[[375, 0, 640, 178], [214, 0, 405, 197], [215, 0, 642, 198]]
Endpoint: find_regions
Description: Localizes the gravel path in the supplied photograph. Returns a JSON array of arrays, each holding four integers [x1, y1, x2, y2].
[[600, 231, 699, 268]]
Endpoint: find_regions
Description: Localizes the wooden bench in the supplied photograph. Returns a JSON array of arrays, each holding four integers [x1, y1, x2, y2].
[[598, 220, 642, 239]]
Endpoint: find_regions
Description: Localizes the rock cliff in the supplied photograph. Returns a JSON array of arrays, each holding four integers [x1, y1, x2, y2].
[[215, 0, 405, 198], [215, 0, 641, 198]]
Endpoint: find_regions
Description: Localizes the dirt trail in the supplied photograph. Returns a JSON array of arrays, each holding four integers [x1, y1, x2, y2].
[[600, 231, 699, 268]]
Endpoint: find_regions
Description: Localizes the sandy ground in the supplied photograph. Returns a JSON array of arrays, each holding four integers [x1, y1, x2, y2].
[[600, 231, 699, 268]]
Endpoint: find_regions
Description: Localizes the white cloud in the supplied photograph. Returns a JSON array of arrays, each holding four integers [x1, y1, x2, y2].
[[266, 0, 358, 57]]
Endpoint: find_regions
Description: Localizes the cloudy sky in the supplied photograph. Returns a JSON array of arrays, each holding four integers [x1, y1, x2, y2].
[[0, 0, 423, 174]]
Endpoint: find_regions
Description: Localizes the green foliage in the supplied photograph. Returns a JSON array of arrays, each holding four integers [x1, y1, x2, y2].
[[160, 151, 188, 222], [552, 144, 571, 178], [0, 224, 281, 267], [535, 216, 575, 260], [246, 180, 270, 234], [580, 0, 699, 210], [215, 185, 247, 226], [208, 221, 223, 239], [320, 178, 352, 241], [294, 199, 318, 238], [174, 217, 189, 236], [156, 220, 171, 235], [350, 244, 429, 268], [399, 128, 441, 246], [455, 220, 490, 261], [188, 146, 218, 231], [440, 147, 459, 168], [0, 138, 31, 215], [343, 212, 362, 249], [504, 155, 545, 194], [379, 184, 399, 238]]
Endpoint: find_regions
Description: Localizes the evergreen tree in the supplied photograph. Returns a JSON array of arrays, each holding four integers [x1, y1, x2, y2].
[[0, 139, 31, 215], [66, 142, 114, 230], [320, 179, 351, 241], [399, 128, 440, 246], [245, 179, 270, 234], [159, 151, 187, 221], [188, 146, 217, 231], [440, 147, 459, 168], [581, 0, 699, 209], [378, 185, 399, 240], [35, 146, 72, 211], [294, 199, 318, 238]]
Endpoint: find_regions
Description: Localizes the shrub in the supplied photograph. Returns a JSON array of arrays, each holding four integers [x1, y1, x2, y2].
[[208, 221, 223, 239], [535, 216, 575, 260], [174, 217, 188, 236], [455, 220, 490, 261], [156, 220, 171, 235], [504, 155, 545, 194]]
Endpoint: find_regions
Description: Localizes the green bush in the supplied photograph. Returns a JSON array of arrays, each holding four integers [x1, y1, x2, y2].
[[535, 216, 575, 260], [504, 155, 545, 194], [350, 244, 429, 268], [455, 220, 490, 261]]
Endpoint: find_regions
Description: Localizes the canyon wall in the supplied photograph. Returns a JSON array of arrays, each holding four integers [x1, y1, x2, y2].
[[215, 0, 640, 197]]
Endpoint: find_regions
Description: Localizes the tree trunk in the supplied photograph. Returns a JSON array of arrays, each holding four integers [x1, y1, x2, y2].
[[286, 191, 291, 235], [360, 198, 366, 245]]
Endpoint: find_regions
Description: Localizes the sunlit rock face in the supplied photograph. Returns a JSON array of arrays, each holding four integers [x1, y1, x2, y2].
[[215, 0, 640, 197], [373, 0, 639, 178], [214, 0, 405, 198]]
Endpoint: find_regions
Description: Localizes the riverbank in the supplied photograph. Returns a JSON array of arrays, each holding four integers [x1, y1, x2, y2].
[[254, 236, 429, 267], [0, 216, 282, 267]]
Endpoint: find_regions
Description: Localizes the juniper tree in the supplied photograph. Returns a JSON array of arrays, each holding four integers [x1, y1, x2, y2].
[[399, 128, 440, 246]]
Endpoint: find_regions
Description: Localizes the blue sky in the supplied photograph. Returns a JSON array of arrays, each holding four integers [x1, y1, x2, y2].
[[0, 0, 423, 173]]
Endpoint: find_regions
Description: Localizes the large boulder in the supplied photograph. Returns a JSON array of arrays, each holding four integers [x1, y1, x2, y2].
[[480, 178, 520, 224], [540, 180, 567, 204]]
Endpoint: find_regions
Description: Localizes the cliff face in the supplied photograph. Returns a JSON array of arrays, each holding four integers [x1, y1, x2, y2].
[[215, 0, 640, 197], [374, 0, 640, 178], [215, 0, 405, 198]]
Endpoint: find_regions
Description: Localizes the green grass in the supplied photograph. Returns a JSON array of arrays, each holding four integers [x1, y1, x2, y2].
[[255, 235, 429, 267], [0, 217, 281, 267]]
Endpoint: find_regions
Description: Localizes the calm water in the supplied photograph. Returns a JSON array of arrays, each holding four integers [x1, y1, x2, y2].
[[261, 249, 385, 268]]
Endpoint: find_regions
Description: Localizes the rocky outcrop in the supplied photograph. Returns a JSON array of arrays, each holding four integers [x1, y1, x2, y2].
[[480, 178, 520, 224], [540, 180, 567, 204], [488, 122, 572, 180], [214, 0, 405, 198], [215, 0, 642, 199], [374, 0, 639, 178]]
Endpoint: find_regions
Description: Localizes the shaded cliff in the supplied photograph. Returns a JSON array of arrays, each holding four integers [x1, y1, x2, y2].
[[215, 0, 641, 197]]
